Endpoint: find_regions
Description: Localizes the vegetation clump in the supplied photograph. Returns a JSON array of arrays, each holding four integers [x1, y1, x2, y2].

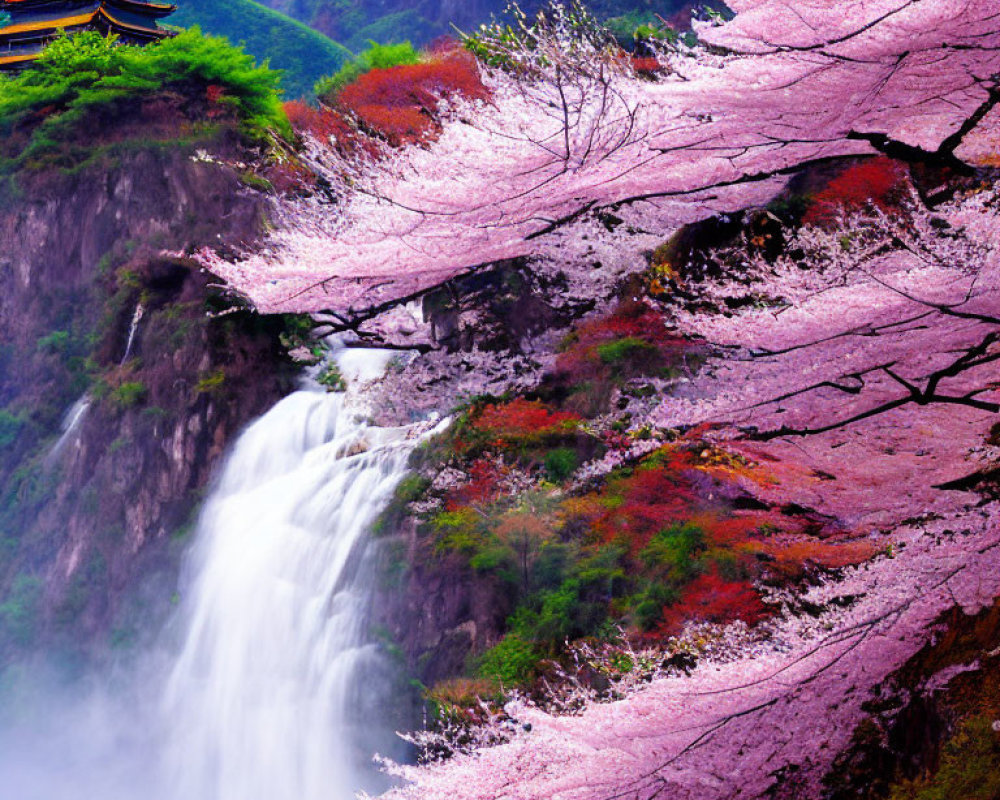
[[332, 45, 489, 146], [887, 716, 1000, 800], [0, 29, 290, 175], [314, 40, 420, 99]]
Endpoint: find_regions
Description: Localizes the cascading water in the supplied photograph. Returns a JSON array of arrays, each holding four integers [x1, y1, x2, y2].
[[120, 302, 144, 365], [44, 392, 90, 467], [160, 347, 428, 800], [0, 345, 434, 800]]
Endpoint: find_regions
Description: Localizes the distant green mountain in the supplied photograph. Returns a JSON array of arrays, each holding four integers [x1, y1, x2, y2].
[[170, 0, 354, 100], [258, 0, 694, 51]]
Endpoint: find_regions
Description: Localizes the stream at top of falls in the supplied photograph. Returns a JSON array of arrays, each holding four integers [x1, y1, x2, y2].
[[0, 343, 438, 800]]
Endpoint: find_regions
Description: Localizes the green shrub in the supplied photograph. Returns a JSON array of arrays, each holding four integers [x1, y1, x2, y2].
[[509, 545, 626, 647], [431, 507, 484, 553], [634, 582, 679, 630], [314, 39, 419, 100], [195, 369, 226, 393], [36, 329, 71, 353], [469, 543, 517, 579], [639, 522, 705, 581], [316, 363, 346, 392], [596, 336, 657, 365], [0, 574, 42, 646], [477, 633, 540, 686], [544, 447, 578, 482], [237, 170, 273, 192], [888, 716, 1000, 800], [0, 410, 23, 449], [372, 472, 430, 536], [0, 28, 290, 174], [111, 381, 147, 409]]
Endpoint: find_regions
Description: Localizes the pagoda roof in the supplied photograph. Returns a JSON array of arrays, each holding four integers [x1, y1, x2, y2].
[[0, 49, 42, 65], [107, 0, 175, 17], [0, 0, 175, 15], [0, 0, 177, 17], [100, 5, 170, 35], [0, 3, 171, 38], [0, 7, 97, 36]]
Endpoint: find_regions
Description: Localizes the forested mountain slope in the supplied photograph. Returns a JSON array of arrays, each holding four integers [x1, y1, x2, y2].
[[170, 0, 353, 98], [257, 0, 694, 51]]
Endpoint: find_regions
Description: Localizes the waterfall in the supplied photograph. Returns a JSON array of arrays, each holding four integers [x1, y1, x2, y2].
[[44, 392, 90, 467], [159, 351, 427, 800], [0, 344, 430, 800], [120, 302, 144, 365]]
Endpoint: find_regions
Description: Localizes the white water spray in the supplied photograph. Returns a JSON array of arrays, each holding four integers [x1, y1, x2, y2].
[[0, 345, 430, 800], [44, 392, 90, 467], [159, 347, 430, 800], [120, 302, 144, 365]]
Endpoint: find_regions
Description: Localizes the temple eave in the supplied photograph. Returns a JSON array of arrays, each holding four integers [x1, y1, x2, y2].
[[0, 0, 174, 68], [0, 51, 41, 65], [106, 0, 176, 18], [0, 10, 98, 36]]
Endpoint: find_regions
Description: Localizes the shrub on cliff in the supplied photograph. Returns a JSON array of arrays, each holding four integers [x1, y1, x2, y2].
[[314, 40, 420, 101], [334, 48, 489, 146], [0, 29, 290, 172]]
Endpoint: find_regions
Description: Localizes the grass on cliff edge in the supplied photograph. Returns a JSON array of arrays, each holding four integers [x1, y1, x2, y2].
[[0, 29, 291, 173]]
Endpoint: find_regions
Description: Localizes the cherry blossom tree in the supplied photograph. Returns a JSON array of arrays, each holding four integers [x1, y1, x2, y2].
[[187, 5, 1000, 797], [196, 0, 1000, 323], [373, 163, 1000, 800]]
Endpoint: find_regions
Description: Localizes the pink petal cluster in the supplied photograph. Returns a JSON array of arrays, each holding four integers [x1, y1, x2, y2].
[[196, 0, 1000, 315]]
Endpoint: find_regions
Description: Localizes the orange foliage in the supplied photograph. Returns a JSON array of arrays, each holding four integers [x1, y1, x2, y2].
[[337, 51, 490, 146], [755, 538, 879, 581], [687, 511, 764, 547], [803, 156, 908, 227]]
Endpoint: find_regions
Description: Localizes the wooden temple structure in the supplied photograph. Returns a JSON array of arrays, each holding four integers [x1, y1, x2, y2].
[[0, 0, 175, 69]]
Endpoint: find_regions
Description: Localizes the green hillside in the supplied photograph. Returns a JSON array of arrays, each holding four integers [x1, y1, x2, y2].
[[256, 0, 697, 52], [170, 0, 354, 99]]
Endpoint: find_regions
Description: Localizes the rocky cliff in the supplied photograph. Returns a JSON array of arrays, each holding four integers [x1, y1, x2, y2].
[[0, 143, 297, 664]]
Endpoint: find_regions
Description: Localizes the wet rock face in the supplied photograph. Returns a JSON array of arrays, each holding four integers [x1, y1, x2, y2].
[[420, 261, 574, 354], [825, 600, 1000, 799], [0, 148, 295, 659], [373, 519, 515, 689]]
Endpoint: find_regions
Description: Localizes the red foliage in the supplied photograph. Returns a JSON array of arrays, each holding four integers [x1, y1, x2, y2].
[[337, 52, 490, 146], [803, 156, 908, 227], [264, 161, 317, 195], [686, 511, 769, 547], [657, 568, 769, 635], [586, 464, 699, 552], [204, 85, 230, 120], [282, 100, 378, 161], [553, 301, 690, 413], [445, 458, 506, 510], [205, 84, 225, 104], [631, 56, 664, 78], [471, 398, 581, 448]]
